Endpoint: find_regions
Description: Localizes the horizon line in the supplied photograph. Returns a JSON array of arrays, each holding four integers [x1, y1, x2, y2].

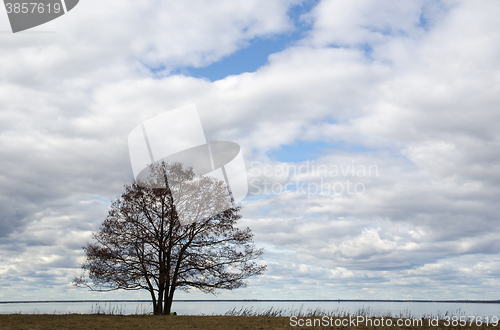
[[1, 299, 499, 304]]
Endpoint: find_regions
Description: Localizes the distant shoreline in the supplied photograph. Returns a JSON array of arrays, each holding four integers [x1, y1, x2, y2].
[[1, 299, 499, 304]]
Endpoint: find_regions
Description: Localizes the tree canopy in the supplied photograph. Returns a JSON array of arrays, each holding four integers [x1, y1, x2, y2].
[[75, 162, 266, 315]]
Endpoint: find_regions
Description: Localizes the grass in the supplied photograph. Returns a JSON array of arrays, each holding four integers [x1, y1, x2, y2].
[[222, 305, 412, 318], [89, 302, 151, 315], [1, 313, 497, 330], [1, 306, 498, 330]]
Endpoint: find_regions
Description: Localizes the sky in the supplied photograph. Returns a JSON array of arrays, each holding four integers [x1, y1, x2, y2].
[[1, 0, 500, 302]]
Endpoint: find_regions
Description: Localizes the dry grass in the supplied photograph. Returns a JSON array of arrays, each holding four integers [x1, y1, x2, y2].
[[0, 314, 496, 330]]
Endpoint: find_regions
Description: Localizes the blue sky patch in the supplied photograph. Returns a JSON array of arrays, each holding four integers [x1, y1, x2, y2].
[[418, 12, 430, 31], [360, 43, 374, 60], [182, 36, 300, 81], [170, 0, 320, 82], [243, 195, 270, 202], [267, 140, 373, 163]]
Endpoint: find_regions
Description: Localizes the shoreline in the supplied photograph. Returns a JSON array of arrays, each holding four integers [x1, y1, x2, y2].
[[2, 299, 500, 304]]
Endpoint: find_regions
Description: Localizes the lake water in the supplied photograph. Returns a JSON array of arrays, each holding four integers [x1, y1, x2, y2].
[[0, 301, 499, 318]]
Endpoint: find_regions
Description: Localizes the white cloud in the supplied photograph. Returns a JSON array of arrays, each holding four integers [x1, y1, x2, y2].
[[1, 0, 500, 302]]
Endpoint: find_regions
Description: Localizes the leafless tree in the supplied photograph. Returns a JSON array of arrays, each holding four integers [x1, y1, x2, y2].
[[74, 162, 266, 315]]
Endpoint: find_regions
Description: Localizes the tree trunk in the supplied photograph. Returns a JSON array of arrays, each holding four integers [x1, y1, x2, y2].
[[150, 290, 160, 315], [163, 288, 175, 315], [157, 287, 163, 314]]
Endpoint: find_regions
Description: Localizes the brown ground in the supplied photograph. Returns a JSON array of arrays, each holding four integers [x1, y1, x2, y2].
[[0, 314, 495, 330]]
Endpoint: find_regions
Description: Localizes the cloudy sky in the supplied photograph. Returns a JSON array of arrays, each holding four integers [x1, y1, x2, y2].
[[1, 0, 500, 302]]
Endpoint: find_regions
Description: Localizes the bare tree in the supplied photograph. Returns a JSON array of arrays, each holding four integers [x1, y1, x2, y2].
[[74, 162, 266, 315]]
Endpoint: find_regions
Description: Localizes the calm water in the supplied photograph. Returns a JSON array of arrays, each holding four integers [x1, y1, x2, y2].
[[0, 301, 499, 318]]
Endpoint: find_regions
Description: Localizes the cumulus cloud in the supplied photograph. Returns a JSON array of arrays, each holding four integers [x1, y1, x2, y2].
[[1, 0, 500, 301]]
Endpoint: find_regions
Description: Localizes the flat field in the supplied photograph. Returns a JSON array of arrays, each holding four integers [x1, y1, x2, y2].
[[0, 314, 496, 330]]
